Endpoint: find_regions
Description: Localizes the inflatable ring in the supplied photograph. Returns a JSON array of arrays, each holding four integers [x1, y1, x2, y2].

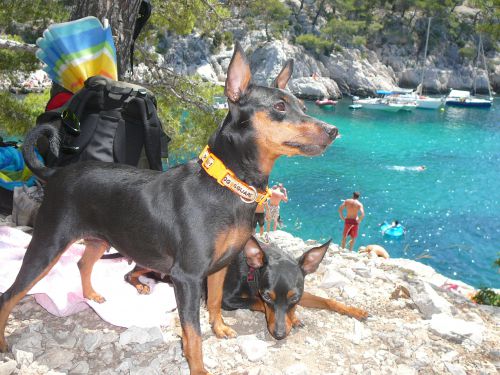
[[381, 222, 405, 238]]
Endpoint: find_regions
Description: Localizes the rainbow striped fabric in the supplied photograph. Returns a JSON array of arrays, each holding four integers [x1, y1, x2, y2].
[[36, 16, 118, 93]]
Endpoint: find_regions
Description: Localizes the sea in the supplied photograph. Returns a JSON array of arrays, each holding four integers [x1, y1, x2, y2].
[[270, 98, 500, 289], [2, 97, 498, 289]]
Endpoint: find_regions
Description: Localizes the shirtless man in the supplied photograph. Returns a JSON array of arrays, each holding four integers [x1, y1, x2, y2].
[[358, 244, 390, 259], [253, 202, 267, 236], [338, 191, 365, 251], [266, 184, 288, 232]]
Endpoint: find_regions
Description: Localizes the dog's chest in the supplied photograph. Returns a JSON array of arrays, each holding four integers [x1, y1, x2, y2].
[[212, 226, 252, 264]]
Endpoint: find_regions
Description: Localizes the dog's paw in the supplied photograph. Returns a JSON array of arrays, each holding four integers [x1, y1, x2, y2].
[[85, 292, 106, 304], [353, 308, 369, 321], [135, 284, 151, 295], [292, 318, 305, 328], [212, 323, 237, 339]]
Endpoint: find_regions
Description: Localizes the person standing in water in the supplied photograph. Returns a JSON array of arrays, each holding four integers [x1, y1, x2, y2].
[[338, 192, 365, 251]]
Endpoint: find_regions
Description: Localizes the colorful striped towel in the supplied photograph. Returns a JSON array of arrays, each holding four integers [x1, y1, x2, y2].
[[36, 16, 118, 93]]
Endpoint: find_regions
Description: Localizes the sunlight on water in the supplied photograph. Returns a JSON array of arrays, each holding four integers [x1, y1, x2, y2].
[[271, 99, 500, 288]]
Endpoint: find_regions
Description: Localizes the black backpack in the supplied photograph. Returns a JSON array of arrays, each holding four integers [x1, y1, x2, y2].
[[37, 75, 169, 170]]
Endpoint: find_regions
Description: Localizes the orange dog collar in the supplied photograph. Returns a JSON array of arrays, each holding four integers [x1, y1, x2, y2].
[[199, 145, 271, 205]]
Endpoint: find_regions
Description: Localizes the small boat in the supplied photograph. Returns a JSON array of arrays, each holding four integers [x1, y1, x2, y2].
[[380, 222, 405, 238], [411, 18, 445, 110], [415, 95, 444, 109], [445, 35, 493, 108], [445, 89, 492, 108], [397, 91, 444, 109], [315, 98, 337, 108], [354, 96, 416, 112], [349, 104, 362, 109]]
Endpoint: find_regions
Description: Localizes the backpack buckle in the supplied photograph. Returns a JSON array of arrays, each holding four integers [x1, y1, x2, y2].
[[61, 109, 81, 136]]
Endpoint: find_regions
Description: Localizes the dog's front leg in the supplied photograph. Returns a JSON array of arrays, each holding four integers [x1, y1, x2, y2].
[[207, 267, 237, 339], [172, 277, 210, 375], [299, 291, 368, 321]]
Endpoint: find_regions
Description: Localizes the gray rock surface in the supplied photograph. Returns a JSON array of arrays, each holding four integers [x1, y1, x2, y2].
[[0, 225, 498, 374]]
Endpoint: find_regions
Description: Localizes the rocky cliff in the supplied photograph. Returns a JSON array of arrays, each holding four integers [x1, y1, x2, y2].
[[155, 15, 497, 99]]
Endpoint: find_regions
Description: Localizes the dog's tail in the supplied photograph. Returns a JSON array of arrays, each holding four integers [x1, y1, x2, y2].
[[22, 124, 60, 182]]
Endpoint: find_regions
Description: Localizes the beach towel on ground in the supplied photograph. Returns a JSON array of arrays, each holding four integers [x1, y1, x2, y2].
[[0, 226, 177, 328]]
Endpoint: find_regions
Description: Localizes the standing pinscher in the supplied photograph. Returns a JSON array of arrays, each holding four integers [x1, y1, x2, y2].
[[0, 42, 338, 375]]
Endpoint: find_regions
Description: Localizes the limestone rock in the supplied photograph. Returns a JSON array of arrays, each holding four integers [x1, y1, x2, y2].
[[237, 335, 269, 362]]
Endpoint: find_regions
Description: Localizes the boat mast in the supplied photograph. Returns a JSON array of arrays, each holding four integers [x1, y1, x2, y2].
[[418, 17, 431, 96], [478, 34, 493, 99]]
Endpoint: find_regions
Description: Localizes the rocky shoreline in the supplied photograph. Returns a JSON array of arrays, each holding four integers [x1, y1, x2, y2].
[[2, 34, 498, 99], [0, 220, 498, 375]]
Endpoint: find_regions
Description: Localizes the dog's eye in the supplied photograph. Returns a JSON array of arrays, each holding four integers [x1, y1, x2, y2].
[[261, 291, 273, 303], [273, 102, 286, 112], [289, 294, 300, 304]]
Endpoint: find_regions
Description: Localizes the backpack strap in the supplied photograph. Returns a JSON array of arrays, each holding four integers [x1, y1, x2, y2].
[[127, 95, 163, 171]]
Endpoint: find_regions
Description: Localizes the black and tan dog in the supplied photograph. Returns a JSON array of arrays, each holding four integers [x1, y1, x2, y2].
[[222, 237, 368, 340], [127, 237, 368, 340], [0, 43, 337, 375]]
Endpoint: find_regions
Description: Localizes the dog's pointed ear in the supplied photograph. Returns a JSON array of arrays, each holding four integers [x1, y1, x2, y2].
[[225, 42, 252, 103], [297, 239, 331, 275], [244, 236, 265, 269], [273, 59, 294, 89]]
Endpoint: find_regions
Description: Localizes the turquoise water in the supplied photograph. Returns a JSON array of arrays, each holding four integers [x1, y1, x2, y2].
[[271, 99, 500, 289]]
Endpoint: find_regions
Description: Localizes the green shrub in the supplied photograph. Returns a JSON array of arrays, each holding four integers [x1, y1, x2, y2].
[[213, 31, 223, 48], [222, 31, 233, 47], [295, 34, 332, 55], [0, 45, 39, 72], [472, 288, 500, 307], [458, 47, 476, 61], [0, 90, 50, 137], [353, 36, 367, 47]]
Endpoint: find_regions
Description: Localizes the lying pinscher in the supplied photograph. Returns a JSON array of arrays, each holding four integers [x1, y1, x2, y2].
[[126, 237, 368, 340], [0, 42, 338, 375], [222, 237, 368, 339]]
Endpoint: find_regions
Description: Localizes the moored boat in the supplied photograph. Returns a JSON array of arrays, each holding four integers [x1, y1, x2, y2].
[[445, 35, 493, 108], [445, 89, 492, 108], [354, 95, 417, 112]]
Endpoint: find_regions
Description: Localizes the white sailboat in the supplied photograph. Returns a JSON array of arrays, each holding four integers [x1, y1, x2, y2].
[[446, 34, 493, 108], [413, 17, 444, 109], [354, 91, 417, 112]]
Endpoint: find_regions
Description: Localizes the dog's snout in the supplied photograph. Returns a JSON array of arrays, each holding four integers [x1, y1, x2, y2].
[[273, 330, 287, 340], [324, 124, 338, 140]]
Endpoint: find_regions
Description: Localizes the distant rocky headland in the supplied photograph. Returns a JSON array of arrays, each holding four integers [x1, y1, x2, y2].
[[151, 34, 498, 100]]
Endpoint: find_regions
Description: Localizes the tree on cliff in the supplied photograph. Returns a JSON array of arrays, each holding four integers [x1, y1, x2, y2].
[[0, 0, 228, 158], [248, 0, 291, 42]]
